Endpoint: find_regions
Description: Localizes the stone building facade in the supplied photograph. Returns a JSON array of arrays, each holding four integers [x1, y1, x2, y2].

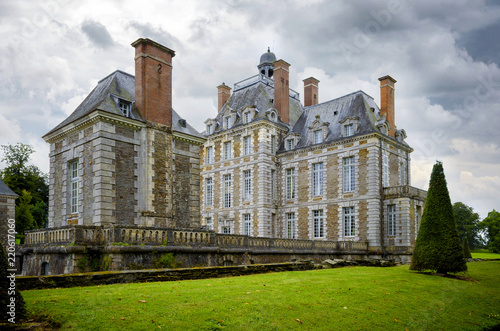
[[200, 50, 426, 252], [0, 178, 17, 251]]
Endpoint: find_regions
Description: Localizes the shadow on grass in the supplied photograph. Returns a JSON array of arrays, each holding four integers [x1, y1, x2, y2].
[[0, 313, 61, 330]]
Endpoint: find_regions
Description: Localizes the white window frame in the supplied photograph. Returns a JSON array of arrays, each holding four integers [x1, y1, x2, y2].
[[244, 135, 252, 155], [313, 130, 323, 144], [70, 160, 79, 214], [243, 170, 252, 201], [343, 157, 355, 192], [224, 174, 232, 208], [206, 124, 213, 135], [119, 100, 131, 117], [223, 141, 232, 160], [222, 226, 231, 234], [206, 217, 213, 230], [225, 116, 231, 129], [382, 152, 389, 187], [205, 177, 213, 206], [313, 210, 324, 238], [312, 162, 324, 196], [243, 213, 251, 235], [388, 204, 396, 236], [206, 146, 214, 164], [286, 213, 296, 239], [244, 111, 251, 124], [344, 123, 354, 137], [285, 168, 296, 200], [344, 206, 355, 237], [271, 135, 276, 154], [286, 138, 295, 150]]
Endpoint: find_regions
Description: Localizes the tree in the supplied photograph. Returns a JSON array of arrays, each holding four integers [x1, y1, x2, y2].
[[1, 143, 48, 229], [463, 237, 472, 259], [452, 202, 482, 249], [410, 161, 467, 274], [15, 190, 36, 236], [0, 244, 26, 322], [479, 210, 500, 253]]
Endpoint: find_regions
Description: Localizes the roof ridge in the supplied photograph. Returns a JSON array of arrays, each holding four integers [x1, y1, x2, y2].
[[305, 90, 375, 110], [98, 70, 135, 84]]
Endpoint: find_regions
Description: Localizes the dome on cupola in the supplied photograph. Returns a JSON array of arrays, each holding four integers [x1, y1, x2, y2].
[[258, 48, 276, 78]]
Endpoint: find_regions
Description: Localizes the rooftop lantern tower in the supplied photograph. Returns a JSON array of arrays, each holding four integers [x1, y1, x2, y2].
[[258, 47, 276, 78]]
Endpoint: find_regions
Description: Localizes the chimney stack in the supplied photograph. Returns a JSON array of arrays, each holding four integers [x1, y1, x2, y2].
[[274, 59, 291, 124], [132, 38, 175, 127], [378, 75, 397, 137], [217, 83, 231, 111], [303, 77, 319, 107]]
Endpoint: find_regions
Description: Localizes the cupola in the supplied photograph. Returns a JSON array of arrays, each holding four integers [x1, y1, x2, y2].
[[258, 47, 276, 78]]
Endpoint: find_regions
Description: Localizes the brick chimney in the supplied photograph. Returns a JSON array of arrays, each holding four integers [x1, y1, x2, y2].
[[132, 38, 175, 127], [217, 83, 231, 111], [303, 77, 319, 107], [378, 75, 397, 137], [274, 59, 291, 124]]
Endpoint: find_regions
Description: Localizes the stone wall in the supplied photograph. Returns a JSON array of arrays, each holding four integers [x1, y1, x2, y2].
[[0, 196, 16, 251]]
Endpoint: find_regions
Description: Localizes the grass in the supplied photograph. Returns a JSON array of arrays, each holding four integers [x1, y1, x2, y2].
[[471, 249, 500, 260], [22, 262, 500, 330]]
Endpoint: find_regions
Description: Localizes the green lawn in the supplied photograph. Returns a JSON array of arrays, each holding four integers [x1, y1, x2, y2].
[[22, 262, 500, 330], [471, 249, 500, 260]]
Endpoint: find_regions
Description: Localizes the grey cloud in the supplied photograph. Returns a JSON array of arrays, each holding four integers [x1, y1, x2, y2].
[[127, 21, 182, 52], [81, 20, 114, 49]]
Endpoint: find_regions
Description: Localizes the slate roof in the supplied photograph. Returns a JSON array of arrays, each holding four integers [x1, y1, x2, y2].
[[44, 70, 202, 139], [208, 75, 303, 135], [0, 178, 17, 197]]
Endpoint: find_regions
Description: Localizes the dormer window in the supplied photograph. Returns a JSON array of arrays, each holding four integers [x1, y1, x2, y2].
[[119, 100, 131, 117], [344, 124, 354, 137], [244, 112, 251, 124], [286, 138, 295, 150], [225, 116, 231, 129], [207, 124, 213, 135], [313, 130, 323, 144]]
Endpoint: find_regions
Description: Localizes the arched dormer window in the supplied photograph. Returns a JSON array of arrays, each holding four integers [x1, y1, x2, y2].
[[308, 115, 330, 144], [339, 116, 360, 137]]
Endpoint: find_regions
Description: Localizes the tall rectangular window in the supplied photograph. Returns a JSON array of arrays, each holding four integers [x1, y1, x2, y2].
[[382, 152, 389, 187], [206, 217, 213, 230], [314, 130, 322, 144], [224, 174, 232, 208], [286, 213, 296, 239], [243, 214, 251, 235], [206, 124, 213, 135], [224, 141, 232, 160], [388, 204, 396, 236], [206, 146, 214, 164], [243, 170, 252, 201], [205, 177, 213, 206], [343, 157, 355, 192], [225, 116, 231, 129], [313, 210, 324, 238], [312, 162, 324, 196], [286, 138, 294, 150], [244, 136, 252, 155], [70, 160, 79, 213], [271, 135, 276, 154], [244, 112, 251, 123], [286, 168, 296, 200], [344, 124, 354, 137], [271, 170, 276, 200], [344, 206, 355, 237]]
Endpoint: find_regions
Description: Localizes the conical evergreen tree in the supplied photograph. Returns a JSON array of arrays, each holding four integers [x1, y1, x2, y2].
[[463, 237, 472, 259], [410, 161, 467, 273]]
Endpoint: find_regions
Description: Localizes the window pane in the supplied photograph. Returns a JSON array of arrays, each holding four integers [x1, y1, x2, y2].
[[313, 163, 323, 196], [313, 210, 324, 238], [343, 157, 355, 192], [343, 207, 355, 237]]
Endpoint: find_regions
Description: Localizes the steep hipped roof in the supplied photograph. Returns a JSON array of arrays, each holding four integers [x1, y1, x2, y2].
[[289, 90, 404, 149], [0, 178, 17, 197], [44, 70, 202, 139]]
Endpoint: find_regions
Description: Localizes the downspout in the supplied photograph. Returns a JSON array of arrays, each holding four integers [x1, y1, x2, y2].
[[379, 138, 386, 259]]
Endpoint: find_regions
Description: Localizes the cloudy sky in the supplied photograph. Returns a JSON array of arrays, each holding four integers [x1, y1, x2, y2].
[[1, 0, 499, 219]]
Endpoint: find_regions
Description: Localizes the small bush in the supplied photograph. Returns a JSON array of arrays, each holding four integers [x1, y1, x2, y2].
[[155, 253, 180, 269]]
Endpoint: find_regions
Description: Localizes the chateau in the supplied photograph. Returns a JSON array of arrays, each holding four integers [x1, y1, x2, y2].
[[19, 39, 426, 276]]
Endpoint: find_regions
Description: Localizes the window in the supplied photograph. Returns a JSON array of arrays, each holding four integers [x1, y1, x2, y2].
[[270, 135, 276, 154], [313, 130, 323, 144], [205, 177, 213, 206], [244, 136, 252, 155], [222, 226, 231, 234], [206, 124, 213, 135], [313, 210, 324, 238], [119, 100, 131, 117], [243, 170, 252, 201], [70, 160, 79, 213], [243, 214, 251, 235], [388, 204, 396, 236], [344, 207, 355, 237], [343, 157, 355, 192], [286, 213, 296, 239], [224, 141, 232, 160], [344, 124, 354, 137], [382, 152, 389, 187], [312, 163, 324, 196], [206, 146, 214, 164], [244, 112, 251, 124], [286, 138, 295, 150], [225, 116, 231, 129], [271, 170, 276, 200], [285, 168, 296, 200], [224, 174, 232, 208], [206, 217, 213, 230]]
